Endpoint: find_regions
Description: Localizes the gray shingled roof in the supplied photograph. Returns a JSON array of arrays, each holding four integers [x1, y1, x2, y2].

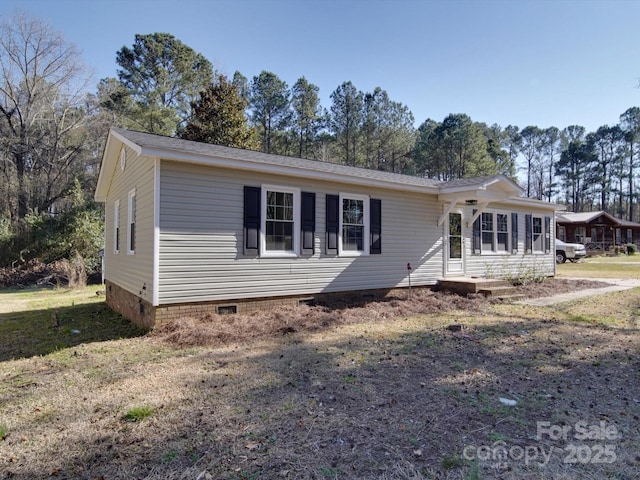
[[114, 128, 447, 190], [556, 211, 603, 223], [558, 210, 640, 227]]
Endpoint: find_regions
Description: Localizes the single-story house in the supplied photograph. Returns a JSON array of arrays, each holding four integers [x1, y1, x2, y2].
[[95, 128, 562, 327], [556, 211, 640, 251]]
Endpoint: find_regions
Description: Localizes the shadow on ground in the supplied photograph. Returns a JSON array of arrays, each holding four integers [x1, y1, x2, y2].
[[0, 301, 146, 361]]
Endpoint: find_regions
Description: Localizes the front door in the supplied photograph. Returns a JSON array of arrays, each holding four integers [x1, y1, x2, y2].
[[445, 212, 464, 275]]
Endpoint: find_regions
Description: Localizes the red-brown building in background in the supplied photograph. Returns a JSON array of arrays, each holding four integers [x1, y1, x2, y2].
[[556, 211, 640, 251]]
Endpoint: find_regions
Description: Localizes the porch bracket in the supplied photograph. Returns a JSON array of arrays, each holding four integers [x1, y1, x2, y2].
[[437, 199, 460, 226], [466, 202, 490, 228]]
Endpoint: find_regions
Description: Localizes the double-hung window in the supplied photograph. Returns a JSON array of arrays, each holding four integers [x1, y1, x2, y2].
[[339, 193, 369, 255], [496, 213, 509, 252], [481, 212, 494, 251], [532, 216, 543, 252], [127, 189, 136, 255], [475, 211, 510, 254], [114, 200, 120, 254], [261, 185, 300, 256]]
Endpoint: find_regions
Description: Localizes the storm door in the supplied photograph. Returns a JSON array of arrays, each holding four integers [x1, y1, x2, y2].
[[445, 212, 464, 275]]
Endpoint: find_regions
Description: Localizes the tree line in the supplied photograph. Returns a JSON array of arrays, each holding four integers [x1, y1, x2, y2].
[[1, 12, 639, 276]]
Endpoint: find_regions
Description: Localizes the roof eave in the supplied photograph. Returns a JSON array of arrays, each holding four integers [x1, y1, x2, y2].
[[140, 145, 442, 195], [94, 129, 144, 202], [438, 176, 525, 197]]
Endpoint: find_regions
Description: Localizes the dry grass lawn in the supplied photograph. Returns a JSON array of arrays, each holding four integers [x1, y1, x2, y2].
[[1, 260, 639, 479]]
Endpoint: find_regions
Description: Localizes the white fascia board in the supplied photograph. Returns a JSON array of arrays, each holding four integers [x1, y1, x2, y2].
[[95, 129, 144, 202], [438, 177, 524, 197], [152, 158, 160, 307], [94, 134, 118, 202], [142, 146, 441, 195], [438, 190, 510, 203], [110, 129, 143, 156], [505, 196, 565, 211], [438, 189, 564, 212]]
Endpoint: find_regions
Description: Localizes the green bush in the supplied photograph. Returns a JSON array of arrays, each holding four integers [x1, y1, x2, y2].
[[0, 179, 104, 278], [626, 243, 637, 255]]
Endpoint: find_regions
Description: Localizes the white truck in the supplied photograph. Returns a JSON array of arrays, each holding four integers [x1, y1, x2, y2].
[[555, 239, 587, 264]]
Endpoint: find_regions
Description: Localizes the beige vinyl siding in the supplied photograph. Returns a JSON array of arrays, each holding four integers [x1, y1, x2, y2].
[[158, 161, 442, 304], [103, 147, 155, 304], [463, 205, 555, 278]]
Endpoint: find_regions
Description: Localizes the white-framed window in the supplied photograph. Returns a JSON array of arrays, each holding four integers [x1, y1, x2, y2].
[[339, 192, 369, 256], [114, 200, 120, 254], [477, 211, 510, 254], [525, 213, 551, 254], [260, 185, 300, 257], [575, 226, 586, 243], [481, 212, 494, 251], [627, 229, 633, 244], [127, 189, 136, 255], [532, 215, 543, 252], [496, 213, 509, 252], [557, 226, 566, 242]]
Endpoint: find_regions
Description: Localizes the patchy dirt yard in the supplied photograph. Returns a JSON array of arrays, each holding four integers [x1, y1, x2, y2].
[[1, 277, 639, 479]]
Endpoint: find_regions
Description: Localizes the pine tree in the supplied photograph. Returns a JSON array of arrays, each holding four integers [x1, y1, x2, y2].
[[180, 74, 257, 149]]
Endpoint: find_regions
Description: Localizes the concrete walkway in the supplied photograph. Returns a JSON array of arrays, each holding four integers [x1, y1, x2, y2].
[[517, 277, 640, 306]]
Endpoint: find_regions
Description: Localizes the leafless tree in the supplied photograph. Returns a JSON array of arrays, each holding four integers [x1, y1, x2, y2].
[[0, 11, 97, 224]]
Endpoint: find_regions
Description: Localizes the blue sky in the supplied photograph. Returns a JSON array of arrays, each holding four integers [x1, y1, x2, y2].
[[2, 0, 639, 133]]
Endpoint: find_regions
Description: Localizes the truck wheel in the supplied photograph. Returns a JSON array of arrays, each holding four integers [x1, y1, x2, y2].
[[555, 251, 566, 264]]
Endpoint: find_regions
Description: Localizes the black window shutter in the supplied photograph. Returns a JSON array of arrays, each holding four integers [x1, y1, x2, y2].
[[525, 214, 532, 253], [244, 186, 260, 253], [370, 198, 382, 254], [301, 192, 316, 252], [544, 215, 551, 254], [472, 209, 481, 254], [326, 194, 339, 252], [511, 212, 518, 254]]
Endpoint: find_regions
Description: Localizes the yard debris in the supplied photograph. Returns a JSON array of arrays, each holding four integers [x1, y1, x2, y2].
[[152, 279, 610, 349], [499, 397, 518, 406]]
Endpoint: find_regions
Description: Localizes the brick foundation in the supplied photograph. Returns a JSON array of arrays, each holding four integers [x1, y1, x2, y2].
[[105, 280, 155, 329], [106, 281, 426, 329], [154, 295, 313, 325]]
